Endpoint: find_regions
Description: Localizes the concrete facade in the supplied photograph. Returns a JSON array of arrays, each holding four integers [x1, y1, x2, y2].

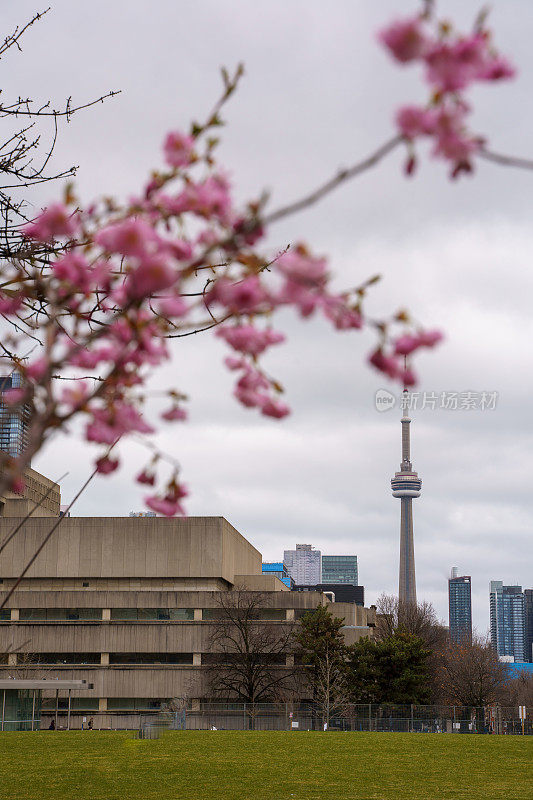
[[0, 516, 376, 727]]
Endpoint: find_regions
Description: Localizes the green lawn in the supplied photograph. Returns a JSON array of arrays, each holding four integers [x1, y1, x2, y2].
[[0, 731, 531, 800]]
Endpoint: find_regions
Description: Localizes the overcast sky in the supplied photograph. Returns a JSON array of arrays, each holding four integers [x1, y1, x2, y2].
[[4, 0, 533, 634]]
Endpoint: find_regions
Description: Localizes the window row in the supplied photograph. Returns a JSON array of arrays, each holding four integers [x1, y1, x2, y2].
[[40, 698, 164, 711], [0, 607, 296, 621], [14, 652, 194, 665]]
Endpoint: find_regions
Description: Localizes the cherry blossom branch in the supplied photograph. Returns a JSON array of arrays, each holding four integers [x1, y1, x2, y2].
[[478, 146, 533, 170], [264, 135, 402, 224]]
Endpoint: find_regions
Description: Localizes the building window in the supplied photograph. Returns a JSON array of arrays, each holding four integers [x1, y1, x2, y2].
[[18, 608, 101, 621], [107, 698, 164, 711], [21, 653, 101, 665], [110, 608, 194, 621], [108, 653, 193, 665], [202, 608, 286, 621]]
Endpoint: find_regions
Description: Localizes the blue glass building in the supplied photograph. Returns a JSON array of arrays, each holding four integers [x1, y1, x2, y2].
[[448, 571, 472, 645], [262, 562, 294, 589], [490, 581, 526, 663], [321, 555, 358, 585], [0, 373, 30, 458]]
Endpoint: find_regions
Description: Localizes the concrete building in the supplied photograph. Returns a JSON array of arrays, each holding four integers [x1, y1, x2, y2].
[[391, 390, 422, 605], [0, 515, 376, 728], [283, 544, 321, 585], [490, 581, 526, 663], [448, 569, 472, 645], [321, 555, 358, 585]]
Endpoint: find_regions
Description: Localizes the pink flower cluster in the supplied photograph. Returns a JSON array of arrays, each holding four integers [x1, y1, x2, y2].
[[379, 13, 515, 177], [368, 329, 443, 384]]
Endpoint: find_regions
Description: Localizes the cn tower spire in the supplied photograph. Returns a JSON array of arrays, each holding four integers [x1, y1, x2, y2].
[[391, 380, 421, 605]]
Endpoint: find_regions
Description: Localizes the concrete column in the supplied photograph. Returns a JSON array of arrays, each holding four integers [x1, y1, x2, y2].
[[193, 608, 202, 621], [285, 655, 294, 667], [7, 653, 16, 666], [98, 698, 108, 712], [191, 700, 200, 711], [102, 609, 111, 621], [10, 608, 19, 621], [285, 609, 295, 621], [100, 652, 109, 665], [192, 653, 202, 666]]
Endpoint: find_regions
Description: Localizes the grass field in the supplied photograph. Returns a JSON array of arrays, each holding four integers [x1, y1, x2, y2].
[[0, 731, 531, 800]]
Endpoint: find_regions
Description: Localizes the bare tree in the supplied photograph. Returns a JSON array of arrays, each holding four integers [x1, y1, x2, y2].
[[206, 590, 299, 714], [0, 9, 118, 266], [436, 636, 509, 707], [376, 593, 448, 651]]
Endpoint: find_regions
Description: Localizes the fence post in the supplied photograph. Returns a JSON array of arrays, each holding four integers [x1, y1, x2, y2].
[[368, 703, 371, 732], [453, 706, 456, 733], [1, 689, 5, 731], [67, 689, 71, 731], [31, 689, 36, 732], [410, 704, 414, 733], [243, 703, 246, 731]]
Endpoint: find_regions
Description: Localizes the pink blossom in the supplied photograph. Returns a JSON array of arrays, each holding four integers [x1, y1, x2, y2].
[[157, 296, 188, 318], [3, 387, 25, 405], [396, 106, 437, 139], [417, 329, 443, 348], [425, 36, 490, 93], [233, 216, 265, 246], [136, 469, 155, 486], [26, 357, 48, 381], [224, 356, 246, 371], [480, 55, 515, 82], [145, 496, 179, 516], [161, 406, 187, 422], [379, 17, 430, 64], [394, 334, 422, 357], [322, 297, 362, 330], [208, 276, 268, 314], [163, 130, 195, 168], [95, 218, 159, 258], [67, 347, 103, 370], [277, 279, 321, 317], [22, 203, 79, 242], [52, 252, 91, 291], [96, 455, 120, 474], [0, 294, 22, 315], [234, 385, 268, 408], [60, 381, 89, 409], [177, 175, 232, 222], [368, 348, 399, 380], [276, 250, 327, 286], [10, 477, 25, 495], [145, 483, 188, 517], [236, 368, 270, 393], [126, 253, 177, 300], [399, 366, 417, 387], [217, 324, 285, 357], [260, 398, 290, 419]]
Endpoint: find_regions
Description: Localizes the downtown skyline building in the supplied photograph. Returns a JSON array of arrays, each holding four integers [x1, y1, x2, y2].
[[321, 555, 358, 585], [448, 568, 472, 645], [0, 372, 30, 459], [391, 391, 421, 605], [490, 581, 527, 663], [283, 544, 321, 585]]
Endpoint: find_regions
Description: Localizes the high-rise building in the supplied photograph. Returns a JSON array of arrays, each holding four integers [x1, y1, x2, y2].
[[0, 372, 30, 458], [391, 391, 421, 605], [321, 555, 358, 585], [283, 544, 321, 585], [489, 581, 526, 662], [448, 568, 472, 645], [524, 589, 533, 663]]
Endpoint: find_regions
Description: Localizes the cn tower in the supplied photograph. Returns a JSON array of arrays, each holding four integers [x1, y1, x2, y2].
[[390, 389, 422, 605]]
